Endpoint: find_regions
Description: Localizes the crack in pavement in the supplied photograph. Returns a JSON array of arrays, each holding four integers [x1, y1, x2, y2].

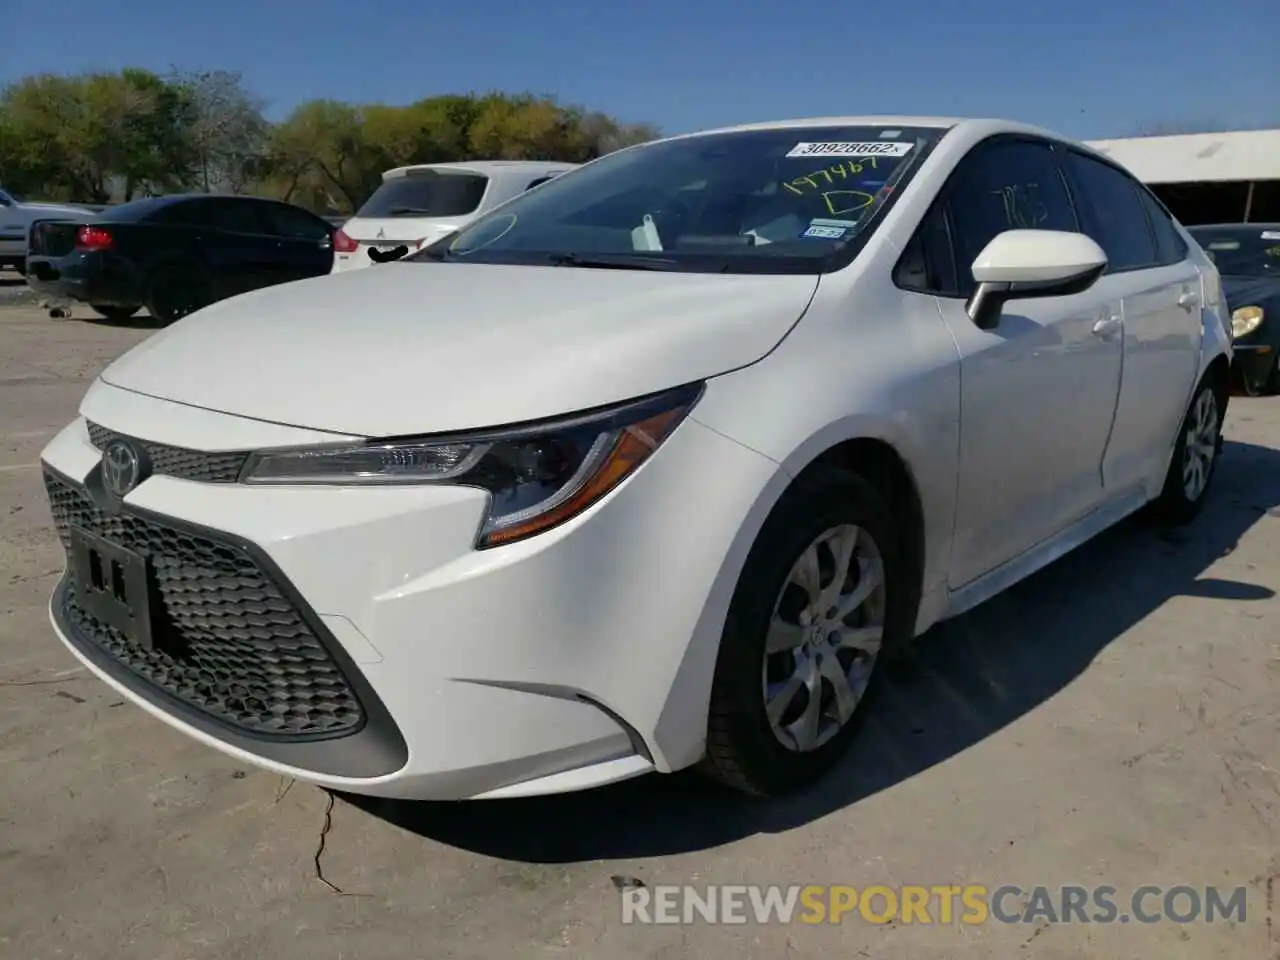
[[312, 789, 372, 898], [0, 674, 87, 687]]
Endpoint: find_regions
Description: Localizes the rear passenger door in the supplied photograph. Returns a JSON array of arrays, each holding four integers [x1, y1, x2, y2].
[[1061, 150, 1202, 494], [196, 198, 284, 296]]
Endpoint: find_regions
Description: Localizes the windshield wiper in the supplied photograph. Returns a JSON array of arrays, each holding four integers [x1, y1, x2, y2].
[[548, 252, 680, 271], [387, 206, 434, 216]]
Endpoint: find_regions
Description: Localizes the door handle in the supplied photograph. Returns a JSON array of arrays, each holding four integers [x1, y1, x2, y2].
[[1092, 315, 1122, 339], [1177, 291, 1200, 311]]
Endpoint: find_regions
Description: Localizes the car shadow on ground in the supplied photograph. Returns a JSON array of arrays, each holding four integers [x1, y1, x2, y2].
[[345, 436, 1280, 862], [73, 311, 168, 330]]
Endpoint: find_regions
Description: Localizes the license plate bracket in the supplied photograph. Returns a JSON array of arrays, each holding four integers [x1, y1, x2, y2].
[[69, 525, 158, 650]]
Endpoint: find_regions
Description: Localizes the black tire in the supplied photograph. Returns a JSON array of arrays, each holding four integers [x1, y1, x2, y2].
[[700, 466, 916, 796], [89, 304, 140, 321], [1266, 355, 1280, 396], [1145, 377, 1223, 526], [1240, 362, 1267, 397], [13, 259, 26, 278], [145, 264, 210, 323]]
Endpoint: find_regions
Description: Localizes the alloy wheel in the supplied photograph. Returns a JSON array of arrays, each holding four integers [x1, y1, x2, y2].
[[763, 523, 886, 753], [1181, 388, 1219, 501]]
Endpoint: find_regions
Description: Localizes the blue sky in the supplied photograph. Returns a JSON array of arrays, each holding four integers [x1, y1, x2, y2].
[[4, 0, 1276, 140]]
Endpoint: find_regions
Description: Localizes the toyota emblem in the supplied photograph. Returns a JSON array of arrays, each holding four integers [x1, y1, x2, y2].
[[101, 439, 145, 498]]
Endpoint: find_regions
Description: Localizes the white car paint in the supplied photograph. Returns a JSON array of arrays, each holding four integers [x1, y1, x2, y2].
[[40, 116, 1231, 801], [0, 187, 96, 270], [330, 160, 577, 274]]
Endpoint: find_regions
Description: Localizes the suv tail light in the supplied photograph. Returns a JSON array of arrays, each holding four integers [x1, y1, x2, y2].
[[75, 226, 114, 251], [333, 228, 358, 253]]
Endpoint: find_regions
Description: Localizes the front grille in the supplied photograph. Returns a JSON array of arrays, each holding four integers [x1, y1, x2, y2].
[[86, 421, 248, 483], [45, 471, 365, 738]]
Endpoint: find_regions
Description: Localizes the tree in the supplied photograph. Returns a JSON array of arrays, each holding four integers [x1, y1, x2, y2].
[[0, 70, 661, 211], [168, 69, 269, 193]]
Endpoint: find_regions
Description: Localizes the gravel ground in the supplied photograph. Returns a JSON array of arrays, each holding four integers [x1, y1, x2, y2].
[[2, 299, 1280, 959], [0, 272, 37, 306]]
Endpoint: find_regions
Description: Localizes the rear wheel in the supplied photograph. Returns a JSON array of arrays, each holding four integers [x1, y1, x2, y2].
[[145, 265, 210, 323], [1146, 378, 1223, 526], [701, 467, 914, 796], [89, 304, 140, 321]]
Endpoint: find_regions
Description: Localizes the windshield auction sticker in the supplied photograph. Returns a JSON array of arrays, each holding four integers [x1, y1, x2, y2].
[[786, 141, 913, 158]]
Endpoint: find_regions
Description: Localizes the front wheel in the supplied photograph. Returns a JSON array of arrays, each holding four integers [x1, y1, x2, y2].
[[1146, 379, 1223, 526], [701, 467, 912, 796]]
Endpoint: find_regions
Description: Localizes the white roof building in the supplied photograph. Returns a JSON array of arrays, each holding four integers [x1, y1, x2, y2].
[[1084, 129, 1280, 185]]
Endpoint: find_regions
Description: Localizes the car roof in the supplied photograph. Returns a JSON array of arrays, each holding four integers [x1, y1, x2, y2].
[[381, 160, 579, 180], [650, 115, 1109, 160]]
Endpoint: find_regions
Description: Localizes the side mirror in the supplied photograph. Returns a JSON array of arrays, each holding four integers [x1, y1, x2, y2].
[[966, 229, 1108, 331]]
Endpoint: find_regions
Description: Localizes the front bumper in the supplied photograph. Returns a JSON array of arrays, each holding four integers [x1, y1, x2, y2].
[[40, 380, 781, 799]]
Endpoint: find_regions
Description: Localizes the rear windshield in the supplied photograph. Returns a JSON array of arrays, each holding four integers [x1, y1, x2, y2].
[[356, 171, 489, 219], [97, 197, 172, 222], [1189, 227, 1280, 277]]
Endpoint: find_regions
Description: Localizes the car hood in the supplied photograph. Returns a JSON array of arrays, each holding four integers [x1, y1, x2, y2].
[[21, 201, 96, 218], [1221, 274, 1280, 309], [99, 262, 819, 437]]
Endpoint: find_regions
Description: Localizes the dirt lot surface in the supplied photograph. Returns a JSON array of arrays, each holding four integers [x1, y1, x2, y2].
[[2, 289, 1280, 959]]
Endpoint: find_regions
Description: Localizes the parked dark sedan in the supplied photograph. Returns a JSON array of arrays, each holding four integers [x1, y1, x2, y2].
[[26, 194, 335, 323], [1188, 223, 1280, 395]]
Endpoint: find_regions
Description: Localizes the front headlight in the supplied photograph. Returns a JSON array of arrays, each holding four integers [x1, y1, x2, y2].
[[240, 382, 703, 548], [1231, 305, 1264, 339]]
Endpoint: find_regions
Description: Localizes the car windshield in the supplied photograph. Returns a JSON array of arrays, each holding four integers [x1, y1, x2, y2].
[[413, 125, 943, 274], [1189, 227, 1280, 278], [356, 170, 490, 219]]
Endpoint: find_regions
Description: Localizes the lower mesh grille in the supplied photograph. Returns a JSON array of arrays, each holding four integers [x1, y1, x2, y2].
[[44, 470, 365, 738]]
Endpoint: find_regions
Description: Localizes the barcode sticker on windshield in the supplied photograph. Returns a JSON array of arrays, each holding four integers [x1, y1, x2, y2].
[[1261, 230, 1280, 240], [786, 141, 913, 159]]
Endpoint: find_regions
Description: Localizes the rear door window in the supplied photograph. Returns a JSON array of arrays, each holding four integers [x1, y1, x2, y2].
[[1063, 151, 1159, 272], [204, 199, 270, 235], [1135, 187, 1187, 265], [356, 171, 489, 219]]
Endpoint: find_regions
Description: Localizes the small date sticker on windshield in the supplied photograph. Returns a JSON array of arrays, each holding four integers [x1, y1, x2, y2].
[[786, 141, 914, 159]]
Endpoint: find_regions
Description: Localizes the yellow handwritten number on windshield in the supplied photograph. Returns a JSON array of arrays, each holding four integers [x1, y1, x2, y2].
[[783, 157, 880, 216]]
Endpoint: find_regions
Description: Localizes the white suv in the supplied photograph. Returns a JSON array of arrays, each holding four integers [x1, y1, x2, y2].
[[331, 160, 577, 273], [40, 117, 1230, 801]]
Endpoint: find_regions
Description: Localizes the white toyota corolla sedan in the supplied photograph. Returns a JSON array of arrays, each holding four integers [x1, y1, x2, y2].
[[40, 116, 1231, 800]]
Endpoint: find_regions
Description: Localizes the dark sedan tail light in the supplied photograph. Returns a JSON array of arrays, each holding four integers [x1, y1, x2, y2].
[[333, 228, 358, 253], [75, 226, 114, 251]]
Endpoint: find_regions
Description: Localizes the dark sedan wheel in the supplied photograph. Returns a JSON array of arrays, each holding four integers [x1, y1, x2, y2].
[[90, 304, 140, 321], [146, 265, 211, 323]]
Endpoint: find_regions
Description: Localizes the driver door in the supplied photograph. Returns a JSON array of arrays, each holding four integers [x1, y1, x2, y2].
[[930, 138, 1124, 589]]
